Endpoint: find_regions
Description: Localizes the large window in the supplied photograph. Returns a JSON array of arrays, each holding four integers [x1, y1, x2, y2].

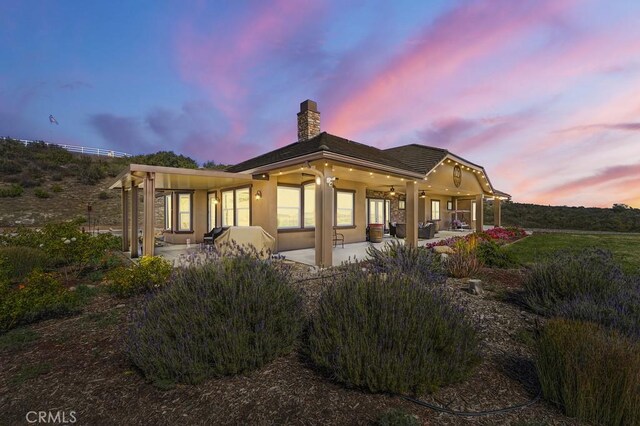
[[208, 192, 217, 230], [221, 190, 234, 226], [177, 193, 192, 231], [431, 200, 441, 221], [236, 188, 250, 226], [222, 187, 251, 226], [164, 194, 172, 230], [277, 186, 301, 228], [303, 183, 315, 228], [336, 190, 355, 227], [276, 183, 316, 229]]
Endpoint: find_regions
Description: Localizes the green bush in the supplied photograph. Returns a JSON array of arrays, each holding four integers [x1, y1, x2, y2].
[[0, 222, 122, 283], [126, 253, 302, 386], [0, 246, 50, 282], [51, 184, 63, 193], [536, 319, 640, 425], [376, 409, 419, 426], [0, 271, 80, 332], [105, 256, 172, 298], [0, 184, 24, 198], [308, 265, 479, 395], [523, 249, 624, 315], [98, 191, 109, 200], [34, 188, 50, 199], [476, 240, 518, 268]]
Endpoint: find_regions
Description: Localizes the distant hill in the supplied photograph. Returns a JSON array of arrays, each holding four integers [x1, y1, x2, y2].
[[484, 200, 640, 233], [0, 138, 226, 227]]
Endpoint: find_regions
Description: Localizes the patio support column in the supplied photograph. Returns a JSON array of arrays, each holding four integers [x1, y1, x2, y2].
[[130, 185, 139, 258], [493, 198, 501, 227], [142, 172, 155, 256], [475, 194, 484, 233], [315, 169, 333, 267], [405, 181, 418, 247], [121, 188, 129, 252]]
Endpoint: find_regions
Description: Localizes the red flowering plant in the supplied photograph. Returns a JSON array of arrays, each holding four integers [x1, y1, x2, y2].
[[425, 227, 526, 249]]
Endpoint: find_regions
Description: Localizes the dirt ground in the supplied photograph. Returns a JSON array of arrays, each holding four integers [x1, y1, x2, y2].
[[0, 267, 583, 425]]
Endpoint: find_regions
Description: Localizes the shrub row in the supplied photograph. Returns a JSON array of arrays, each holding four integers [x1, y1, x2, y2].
[[126, 245, 479, 395]]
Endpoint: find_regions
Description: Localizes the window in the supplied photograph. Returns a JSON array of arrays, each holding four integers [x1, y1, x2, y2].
[[276, 183, 316, 229], [221, 190, 234, 226], [164, 194, 172, 230], [236, 188, 250, 226], [447, 200, 453, 210], [208, 192, 217, 230], [431, 200, 441, 221], [336, 190, 355, 227], [222, 187, 251, 226], [177, 193, 192, 231], [277, 186, 301, 228], [472, 201, 477, 221], [303, 183, 315, 228]]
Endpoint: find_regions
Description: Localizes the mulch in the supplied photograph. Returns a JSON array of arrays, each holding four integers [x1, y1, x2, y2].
[[0, 266, 582, 425]]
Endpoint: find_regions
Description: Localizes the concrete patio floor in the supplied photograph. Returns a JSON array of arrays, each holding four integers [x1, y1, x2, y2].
[[152, 230, 472, 267], [279, 230, 470, 266]]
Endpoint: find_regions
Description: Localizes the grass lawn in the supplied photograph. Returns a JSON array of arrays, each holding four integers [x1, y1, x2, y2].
[[506, 232, 640, 274]]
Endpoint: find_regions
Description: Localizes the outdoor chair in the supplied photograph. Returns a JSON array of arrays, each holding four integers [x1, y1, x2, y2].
[[203, 227, 228, 245], [395, 223, 406, 239], [388, 222, 397, 237], [333, 228, 344, 248]]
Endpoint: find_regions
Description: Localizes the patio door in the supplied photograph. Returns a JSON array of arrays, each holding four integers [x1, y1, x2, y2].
[[368, 198, 390, 233]]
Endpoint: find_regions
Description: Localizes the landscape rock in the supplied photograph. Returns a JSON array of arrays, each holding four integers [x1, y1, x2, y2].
[[468, 279, 483, 295]]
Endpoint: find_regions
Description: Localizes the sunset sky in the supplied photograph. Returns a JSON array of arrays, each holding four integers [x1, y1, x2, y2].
[[1, 0, 639, 208]]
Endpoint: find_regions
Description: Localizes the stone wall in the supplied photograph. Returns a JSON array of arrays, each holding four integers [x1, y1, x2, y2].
[[366, 189, 406, 224]]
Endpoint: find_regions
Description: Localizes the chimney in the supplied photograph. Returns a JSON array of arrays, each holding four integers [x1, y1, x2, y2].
[[297, 99, 320, 142]]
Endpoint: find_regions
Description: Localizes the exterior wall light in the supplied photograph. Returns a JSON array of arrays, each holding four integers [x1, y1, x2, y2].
[[255, 190, 262, 200]]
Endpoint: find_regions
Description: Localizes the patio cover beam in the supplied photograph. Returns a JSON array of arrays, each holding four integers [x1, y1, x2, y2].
[[131, 185, 139, 258]]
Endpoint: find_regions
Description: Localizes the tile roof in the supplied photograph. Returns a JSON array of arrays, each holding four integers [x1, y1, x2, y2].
[[226, 132, 424, 174], [382, 144, 448, 175]]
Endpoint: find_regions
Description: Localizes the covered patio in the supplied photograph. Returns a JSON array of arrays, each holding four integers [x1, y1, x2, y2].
[[153, 230, 471, 266]]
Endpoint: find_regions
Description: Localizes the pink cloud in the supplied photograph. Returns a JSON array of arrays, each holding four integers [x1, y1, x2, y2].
[[325, 0, 578, 138]]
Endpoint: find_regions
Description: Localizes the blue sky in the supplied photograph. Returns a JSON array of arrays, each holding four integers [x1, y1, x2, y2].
[[1, 0, 640, 207]]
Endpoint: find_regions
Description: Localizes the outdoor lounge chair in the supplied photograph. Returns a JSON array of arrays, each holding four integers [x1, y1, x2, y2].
[[203, 226, 228, 245], [395, 223, 406, 238]]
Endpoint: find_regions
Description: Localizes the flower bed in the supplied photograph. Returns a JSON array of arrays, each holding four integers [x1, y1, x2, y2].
[[426, 226, 526, 249]]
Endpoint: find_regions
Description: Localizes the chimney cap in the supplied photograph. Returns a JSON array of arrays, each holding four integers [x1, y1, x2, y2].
[[300, 99, 318, 113]]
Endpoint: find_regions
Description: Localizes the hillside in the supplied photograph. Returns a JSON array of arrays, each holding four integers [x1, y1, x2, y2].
[[484, 200, 640, 233], [0, 138, 224, 227]]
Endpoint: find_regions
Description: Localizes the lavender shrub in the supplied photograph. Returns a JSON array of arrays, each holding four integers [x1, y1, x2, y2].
[[126, 245, 303, 387], [523, 248, 625, 315], [308, 263, 479, 395]]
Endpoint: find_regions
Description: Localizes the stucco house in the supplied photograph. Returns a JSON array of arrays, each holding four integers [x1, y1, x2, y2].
[[110, 100, 510, 266]]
